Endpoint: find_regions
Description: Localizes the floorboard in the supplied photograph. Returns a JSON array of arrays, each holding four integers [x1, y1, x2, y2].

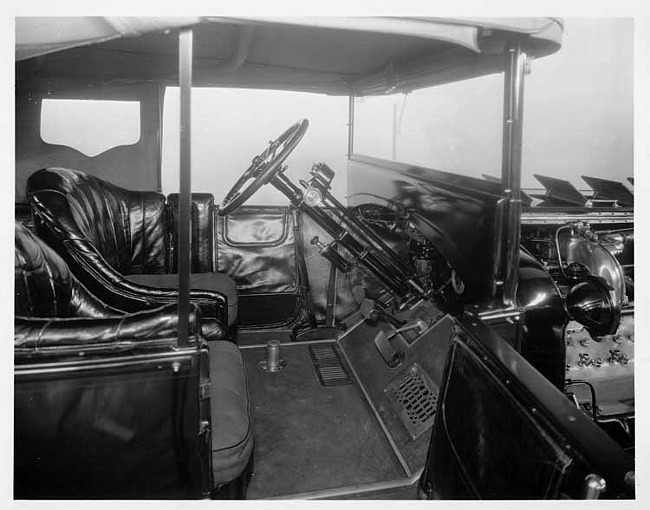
[[243, 342, 405, 499]]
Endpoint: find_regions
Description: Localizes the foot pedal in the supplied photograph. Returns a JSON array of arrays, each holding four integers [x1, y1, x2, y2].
[[309, 344, 352, 387], [374, 330, 405, 368]]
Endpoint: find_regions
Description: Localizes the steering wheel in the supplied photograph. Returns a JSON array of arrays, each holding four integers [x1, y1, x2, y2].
[[220, 119, 309, 215]]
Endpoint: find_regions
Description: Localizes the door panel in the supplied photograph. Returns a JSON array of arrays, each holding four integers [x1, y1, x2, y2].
[[15, 346, 211, 499], [421, 316, 634, 500]]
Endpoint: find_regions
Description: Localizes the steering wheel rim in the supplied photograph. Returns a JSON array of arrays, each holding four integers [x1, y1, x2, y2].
[[220, 119, 309, 215]]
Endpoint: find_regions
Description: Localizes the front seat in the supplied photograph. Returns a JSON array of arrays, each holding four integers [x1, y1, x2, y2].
[[26, 167, 237, 340], [14, 222, 254, 499]]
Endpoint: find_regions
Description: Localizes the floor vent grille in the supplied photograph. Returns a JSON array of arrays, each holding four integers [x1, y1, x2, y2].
[[309, 344, 352, 387], [386, 364, 438, 439]]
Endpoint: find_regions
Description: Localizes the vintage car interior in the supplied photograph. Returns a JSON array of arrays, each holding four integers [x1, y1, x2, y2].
[[14, 17, 635, 499]]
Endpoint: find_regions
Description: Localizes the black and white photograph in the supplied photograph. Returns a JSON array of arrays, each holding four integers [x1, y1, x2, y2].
[[5, 2, 647, 504]]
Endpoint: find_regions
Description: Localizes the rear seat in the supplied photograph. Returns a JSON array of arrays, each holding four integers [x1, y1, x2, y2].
[[26, 167, 236, 337], [14, 222, 253, 497]]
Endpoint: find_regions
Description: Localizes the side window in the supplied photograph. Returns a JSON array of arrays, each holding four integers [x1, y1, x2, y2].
[[40, 99, 141, 157], [354, 74, 503, 181]]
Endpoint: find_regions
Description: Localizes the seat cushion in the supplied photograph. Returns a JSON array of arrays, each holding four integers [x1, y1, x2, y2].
[[208, 341, 253, 486], [125, 273, 238, 325]]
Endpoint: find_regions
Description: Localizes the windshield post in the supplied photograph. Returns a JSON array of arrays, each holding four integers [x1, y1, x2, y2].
[[177, 27, 193, 347], [347, 94, 355, 158], [499, 40, 527, 307]]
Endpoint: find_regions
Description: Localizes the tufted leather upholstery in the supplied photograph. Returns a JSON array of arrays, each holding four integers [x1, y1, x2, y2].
[[26, 168, 236, 338]]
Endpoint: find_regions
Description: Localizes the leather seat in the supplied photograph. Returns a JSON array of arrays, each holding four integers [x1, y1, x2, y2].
[[126, 272, 238, 325], [209, 341, 254, 486], [26, 167, 237, 339], [14, 222, 254, 497], [16, 221, 126, 321], [167, 193, 217, 274]]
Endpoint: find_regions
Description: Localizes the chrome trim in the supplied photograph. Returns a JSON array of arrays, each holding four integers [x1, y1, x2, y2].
[[621, 305, 635, 316], [583, 474, 607, 499], [522, 211, 634, 225], [477, 307, 521, 322], [490, 197, 508, 299]]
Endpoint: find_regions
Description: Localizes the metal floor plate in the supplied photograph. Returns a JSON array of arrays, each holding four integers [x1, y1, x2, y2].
[[385, 363, 438, 440], [309, 344, 352, 386]]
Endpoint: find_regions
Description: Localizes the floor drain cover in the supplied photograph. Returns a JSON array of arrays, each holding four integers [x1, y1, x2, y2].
[[385, 363, 438, 440], [309, 344, 352, 387]]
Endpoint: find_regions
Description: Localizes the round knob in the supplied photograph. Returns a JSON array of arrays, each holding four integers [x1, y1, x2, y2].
[[584, 474, 606, 499], [311, 236, 325, 249]]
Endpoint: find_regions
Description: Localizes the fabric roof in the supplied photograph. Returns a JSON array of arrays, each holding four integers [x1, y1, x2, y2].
[[16, 17, 563, 95]]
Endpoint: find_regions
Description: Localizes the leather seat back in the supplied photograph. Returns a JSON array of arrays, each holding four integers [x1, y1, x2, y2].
[[216, 206, 302, 327], [27, 167, 168, 275], [167, 193, 215, 273], [26, 169, 231, 338], [15, 222, 118, 319]]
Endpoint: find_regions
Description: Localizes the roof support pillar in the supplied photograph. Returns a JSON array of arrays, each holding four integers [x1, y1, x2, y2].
[[347, 94, 355, 158], [499, 40, 527, 307], [178, 28, 193, 347]]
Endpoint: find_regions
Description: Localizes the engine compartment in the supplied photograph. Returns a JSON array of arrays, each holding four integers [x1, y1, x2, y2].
[[521, 218, 635, 452]]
